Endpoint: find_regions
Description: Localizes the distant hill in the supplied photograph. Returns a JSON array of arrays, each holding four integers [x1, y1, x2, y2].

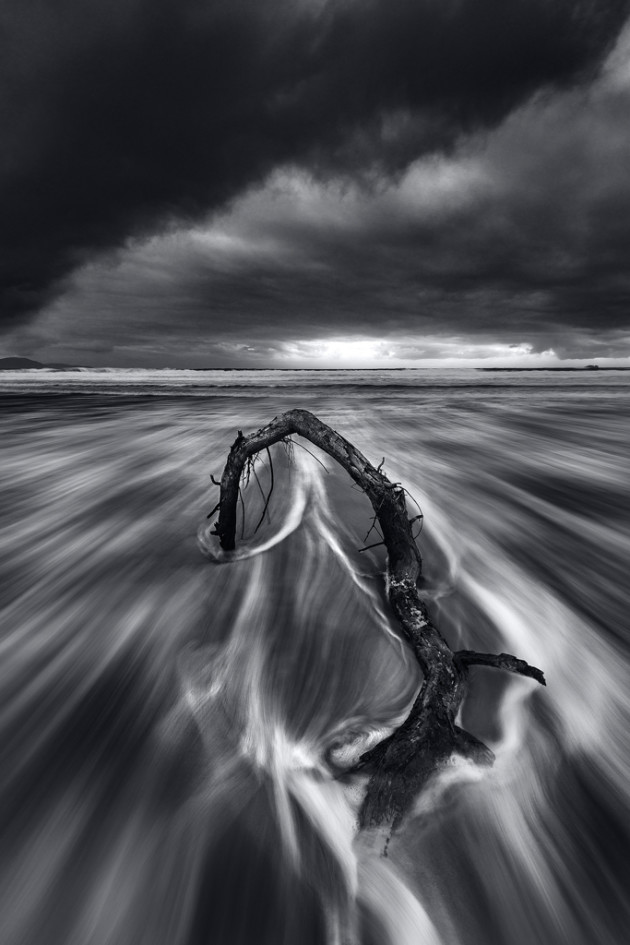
[[0, 357, 45, 370]]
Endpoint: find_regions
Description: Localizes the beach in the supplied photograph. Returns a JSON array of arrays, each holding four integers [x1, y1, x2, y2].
[[1, 369, 628, 945]]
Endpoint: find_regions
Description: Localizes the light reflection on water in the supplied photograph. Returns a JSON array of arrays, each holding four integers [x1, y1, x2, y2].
[[0, 376, 628, 944]]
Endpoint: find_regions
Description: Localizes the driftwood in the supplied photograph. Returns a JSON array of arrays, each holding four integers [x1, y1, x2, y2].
[[208, 409, 545, 831]]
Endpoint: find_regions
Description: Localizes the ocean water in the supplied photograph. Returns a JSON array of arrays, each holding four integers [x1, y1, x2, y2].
[[0, 369, 628, 945]]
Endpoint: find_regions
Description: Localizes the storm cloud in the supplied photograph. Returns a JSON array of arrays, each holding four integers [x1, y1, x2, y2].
[[14, 40, 630, 370], [2, 0, 629, 332]]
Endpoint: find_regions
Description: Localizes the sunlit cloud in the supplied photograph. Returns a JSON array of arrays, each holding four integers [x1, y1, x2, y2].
[[278, 338, 393, 366], [272, 337, 566, 369]]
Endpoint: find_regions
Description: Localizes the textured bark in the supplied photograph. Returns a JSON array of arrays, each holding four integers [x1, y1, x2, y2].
[[209, 409, 545, 831]]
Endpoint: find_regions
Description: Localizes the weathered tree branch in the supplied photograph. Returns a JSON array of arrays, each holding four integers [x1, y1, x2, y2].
[[455, 650, 546, 686], [208, 409, 545, 831]]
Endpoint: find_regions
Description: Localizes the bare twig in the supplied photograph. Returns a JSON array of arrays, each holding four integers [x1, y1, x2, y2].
[[455, 650, 546, 686], [251, 465, 268, 511], [290, 438, 330, 471], [358, 540, 387, 553], [238, 486, 245, 539], [243, 456, 252, 489], [362, 495, 385, 545], [253, 447, 274, 535], [206, 501, 221, 520]]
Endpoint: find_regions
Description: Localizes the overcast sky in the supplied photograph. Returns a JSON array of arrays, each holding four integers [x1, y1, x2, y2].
[[2, 0, 630, 368]]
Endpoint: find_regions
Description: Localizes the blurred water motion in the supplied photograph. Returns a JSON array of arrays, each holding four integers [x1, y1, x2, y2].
[[0, 372, 628, 945]]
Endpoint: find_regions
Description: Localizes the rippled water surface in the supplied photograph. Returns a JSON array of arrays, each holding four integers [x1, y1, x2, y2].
[[1, 371, 628, 945]]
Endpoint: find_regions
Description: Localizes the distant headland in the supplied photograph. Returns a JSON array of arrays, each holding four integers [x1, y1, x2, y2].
[[0, 357, 46, 369], [0, 357, 82, 370]]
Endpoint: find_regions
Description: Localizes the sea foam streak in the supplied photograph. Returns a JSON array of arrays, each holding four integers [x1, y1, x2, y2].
[[0, 372, 628, 944]]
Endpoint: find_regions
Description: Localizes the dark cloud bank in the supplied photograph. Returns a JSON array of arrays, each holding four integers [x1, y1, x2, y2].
[[2, 0, 629, 341]]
